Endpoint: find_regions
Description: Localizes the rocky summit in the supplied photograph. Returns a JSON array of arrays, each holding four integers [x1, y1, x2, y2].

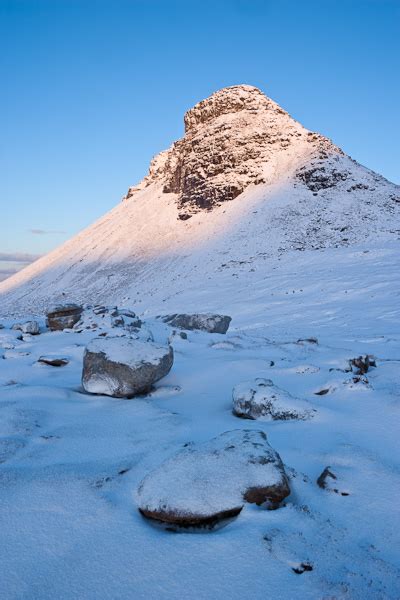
[[0, 84, 398, 316], [124, 85, 341, 219]]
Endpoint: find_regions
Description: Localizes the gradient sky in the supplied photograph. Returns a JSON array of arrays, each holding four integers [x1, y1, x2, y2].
[[1, 0, 399, 275]]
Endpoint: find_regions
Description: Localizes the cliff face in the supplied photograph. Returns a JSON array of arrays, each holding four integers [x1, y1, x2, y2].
[[124, 85, 342, 219]]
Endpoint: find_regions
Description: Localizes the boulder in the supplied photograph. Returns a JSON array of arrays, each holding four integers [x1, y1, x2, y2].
[[161, 313, 231, 334], [232, 378, 314, 421], [46, 303, 83, 331], [117, 308, 137, 318], [12, 321, 40, 335], [82, 337, 173, 398], [137, 429, 290, 530]]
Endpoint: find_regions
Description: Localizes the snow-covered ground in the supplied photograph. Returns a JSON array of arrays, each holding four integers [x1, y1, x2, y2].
[[1, 84, 399, 598], [1, 241, 399, 599]]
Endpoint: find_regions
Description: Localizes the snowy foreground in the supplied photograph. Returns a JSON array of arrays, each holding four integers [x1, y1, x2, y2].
[[1, 242, 400, 600]]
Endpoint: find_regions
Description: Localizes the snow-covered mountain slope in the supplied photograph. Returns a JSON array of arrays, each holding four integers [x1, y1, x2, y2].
[[1, 84, 399, 317], [1, 244, 400, 599], [1, 85, 400, 600]]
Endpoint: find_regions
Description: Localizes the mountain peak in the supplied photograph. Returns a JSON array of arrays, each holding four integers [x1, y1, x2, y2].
[[125, 84, 341, 218], [183, 84, 286, 132]]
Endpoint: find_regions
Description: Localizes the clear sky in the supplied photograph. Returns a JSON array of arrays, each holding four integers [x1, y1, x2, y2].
[[1, 0, 399, 277]]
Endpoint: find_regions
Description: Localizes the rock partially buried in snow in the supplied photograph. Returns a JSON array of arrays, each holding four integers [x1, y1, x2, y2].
[[232, 378, 314, 421], [161, 313, 232, 334], [137, 429, 290, 530], [82, 337, 173, 398], [0, 330, 23, 348], [12, 321, 40, 335], [47, 303, 83, 331], [38, 356, 69, 367]]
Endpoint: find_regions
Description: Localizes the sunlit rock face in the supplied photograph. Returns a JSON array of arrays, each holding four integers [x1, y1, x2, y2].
[[124, 84, 341, 218]]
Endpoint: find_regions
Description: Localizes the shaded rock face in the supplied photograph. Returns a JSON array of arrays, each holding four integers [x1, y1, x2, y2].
[[232, 378, 314, 421], [47, 304, 83, 331], [161, 313, 231, 334], [137, 429, 290, 530], [296, 159, 349, 192], [82, 337, 173, 398], [124, 85, 341, 218]]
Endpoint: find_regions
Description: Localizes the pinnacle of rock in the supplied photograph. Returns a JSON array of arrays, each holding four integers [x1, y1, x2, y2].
[[124, 84, 341, 218]]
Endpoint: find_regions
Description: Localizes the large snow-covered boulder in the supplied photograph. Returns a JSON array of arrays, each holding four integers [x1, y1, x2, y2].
[[137, 429, 290, 529], [46, 303, 83, 331], [161, 313, 232, 334], [82, 337, 173, 398], [232, 378, 314, 421]]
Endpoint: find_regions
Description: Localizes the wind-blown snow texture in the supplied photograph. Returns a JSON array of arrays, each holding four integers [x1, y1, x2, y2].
[[0, 85, 400, 599], [0, 85, 399, 315]]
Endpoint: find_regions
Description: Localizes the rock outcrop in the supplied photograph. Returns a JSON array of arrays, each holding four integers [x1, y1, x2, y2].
[[137, 429, 290, 530], [124, 85, 341, 219], [82, 337, 173, 398]]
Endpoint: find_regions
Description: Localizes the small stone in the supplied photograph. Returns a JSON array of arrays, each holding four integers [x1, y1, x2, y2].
[[233, 378, 314, 421], [38, 356, 69, 367], [297, 337, 318, 345]]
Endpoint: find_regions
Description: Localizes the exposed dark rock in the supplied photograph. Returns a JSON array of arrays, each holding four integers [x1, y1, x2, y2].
[[317, 466, 337, 489], [292, 562, 313, 574], [314, 388, 330, 396], [297, 337, 318, 345], [46, 304, 83, 331], [350, 355, 376, 375], [161, 313, 231, 334], [297, 161, 349, 192], [38, 356, 69, 367], [111, 315, 125, 328], [317, 466, 349, 496]]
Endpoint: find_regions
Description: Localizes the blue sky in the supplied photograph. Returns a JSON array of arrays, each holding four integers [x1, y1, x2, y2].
[[1, 0, 399, 274]]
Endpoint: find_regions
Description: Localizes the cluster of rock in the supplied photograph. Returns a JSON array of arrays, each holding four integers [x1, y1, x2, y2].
[[296, 157, 349, 193], [123, 85, 341, 219], [2, 301, 332, 532], [74, 309, 232, 398]]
